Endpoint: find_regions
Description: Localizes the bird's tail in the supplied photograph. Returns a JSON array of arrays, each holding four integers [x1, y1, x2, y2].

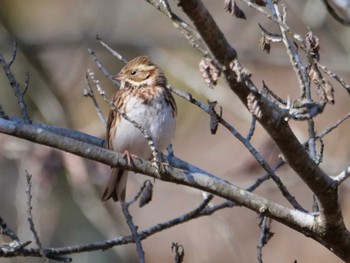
[[101, 168, 128, 202]]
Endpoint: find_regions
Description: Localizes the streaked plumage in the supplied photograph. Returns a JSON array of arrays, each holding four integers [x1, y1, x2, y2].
[[102, 56, 176, 202]]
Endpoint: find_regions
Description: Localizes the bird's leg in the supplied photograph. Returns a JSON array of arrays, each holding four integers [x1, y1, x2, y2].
[[122, 150, 136, 166]]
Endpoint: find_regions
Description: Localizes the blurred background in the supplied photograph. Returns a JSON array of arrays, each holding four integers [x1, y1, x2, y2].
[[0, 0, 350, 262]]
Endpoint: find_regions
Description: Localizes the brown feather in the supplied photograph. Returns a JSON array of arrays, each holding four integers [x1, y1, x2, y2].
[[101, 168, 127, 202], [102, 55, 176, 202]]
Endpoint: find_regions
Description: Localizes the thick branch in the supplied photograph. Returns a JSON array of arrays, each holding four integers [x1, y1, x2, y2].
[[0, 117, 315, 237], [175, 0, 350, 260]]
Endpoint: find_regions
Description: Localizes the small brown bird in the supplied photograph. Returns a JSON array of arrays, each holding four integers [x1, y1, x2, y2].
[[102, 56, 177, 202]]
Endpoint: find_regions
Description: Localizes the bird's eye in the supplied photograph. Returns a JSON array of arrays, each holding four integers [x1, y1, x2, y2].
[[130, 70, 137, 75]]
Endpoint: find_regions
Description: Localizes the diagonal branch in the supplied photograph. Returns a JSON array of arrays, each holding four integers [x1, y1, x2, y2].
[[121, 202, 145, 263], [173, 0, 350, 260]]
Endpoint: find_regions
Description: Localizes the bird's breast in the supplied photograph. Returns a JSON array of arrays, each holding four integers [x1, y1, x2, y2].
[[111, 90, 176, 160]]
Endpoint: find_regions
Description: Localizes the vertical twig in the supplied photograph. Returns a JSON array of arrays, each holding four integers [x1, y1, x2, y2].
[[257, 216, 273, 263], [0, 104, 9, 119], [22, 72, 30, 96], [121, 202, 145, 263], [272, 3, 310, 98], [246, 115, 256, 141], [8, 41, 18, 68], [312, 194, 320, 214], [0, 46, 31, 123], [25, 171, 48, 262], [84, 74, 107, 126]]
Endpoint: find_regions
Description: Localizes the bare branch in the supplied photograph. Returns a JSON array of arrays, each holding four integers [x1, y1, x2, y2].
[[22, 72, 30, 96], [121, 202, 145, 263], [25, 171, 49, 262], [0, 216, 32, 257], [0, 104, 9, 119], [8, 41, 17, 68], [145, 0, 209, 56], [257, 216, 274, 263], [274, 4, 310, 98], [84, 74, 107, 126], [168, 1, 350, 259], [239, 0, 303, 42], [0, 117, 316, 239], [333, 167, 350, 185], [261, 81, 287, 106], [0, 194, 216, 259], [317, 62, 350, 96], [0, 51, 31, 123], [87, 48, 118, 85], [317, 112, 350, 139], [96, 35, 128, 64], [0, 217, 20, 242]]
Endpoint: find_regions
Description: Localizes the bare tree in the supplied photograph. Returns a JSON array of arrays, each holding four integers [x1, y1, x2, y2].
[[1, 0, 350, 262]]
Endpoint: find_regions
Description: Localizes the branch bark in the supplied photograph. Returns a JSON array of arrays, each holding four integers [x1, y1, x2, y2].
[[0, 117, 315, 237], [175, 0, 350, 260]]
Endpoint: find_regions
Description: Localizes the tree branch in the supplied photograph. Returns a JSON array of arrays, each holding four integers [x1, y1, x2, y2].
[[174, 0, 350, 260], [0, 47, 31, 123], [0, 117, 315, 237]]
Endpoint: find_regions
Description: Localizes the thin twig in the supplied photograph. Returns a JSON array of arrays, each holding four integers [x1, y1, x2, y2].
[[22, 72, 30, 96], [262, 80, 287, 105], [317, 62, 350, 96], [317, 112, 350, 139], [84, 74, 107, 126], [145, 0, 209, 56], [0, 104, 9, 119], [0, 195, 215, 259], [0, 216, 32, 257], [239, 0, 303, 43], [165, 90, 305, 211], [257, 216, 273, 263], [0, 51, 31, 123], [25, 171, 48, 262], [8, 41, 17, 68], [126, 180, 153, 206], [0, 217, 20, 242], [96, 35, 128, 64], [274, 3, 309, 98], [87, 48, 118, 84], [246, 115, 256, 141], [333, 167, 350, 185], [307, 118, 317, 161], [312, 194, 320, 214], [121, 202, 145, 263], [315, 139, 324, 165]]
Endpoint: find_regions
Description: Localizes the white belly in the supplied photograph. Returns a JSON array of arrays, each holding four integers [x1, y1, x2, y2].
[[112, 95, 175, 160]]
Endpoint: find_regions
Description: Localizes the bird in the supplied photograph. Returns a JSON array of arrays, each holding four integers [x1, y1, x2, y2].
[[102, 56, 177, 202]]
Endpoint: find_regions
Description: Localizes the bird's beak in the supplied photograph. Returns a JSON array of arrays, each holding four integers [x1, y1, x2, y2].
[[112, 72, 123, 81]]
